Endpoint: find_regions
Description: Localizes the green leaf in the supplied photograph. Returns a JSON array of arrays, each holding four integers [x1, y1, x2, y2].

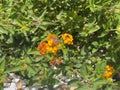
[[27, 65, 36, 75], [88, 25, 100, 34], [74, 64, 82, 69], [87, 0, 95, 12], [0, 59, 5, 74], [91, 41, 98, 46], [49, 78, 59, 85], [95, 61, 106, 74], [41, 78, 59, 86], [25, 57, 32, 64], [6, 34, 13, 44], [80, 46, 86, 55], [42, 21, 53, 25], [5, 66, 23, 73], [0, 74, 7, 81], [93, 79, 107, 90], [80, 63, 89, 78], [0, 60, 5, 69], [12, 20, 22, 27], [39, 25, 47, 30], [68, 79, 82, 88], [48, 71, 55, 77], [27, 49, 40, 55], [56, 11, 64, 20], [92, 48, 97, 53], [105, 87, 113, 90], [0, 83, 3, 89], [76, 84, 90, 90], [0, 27, 8, 34], [39, 10, 47, 19]]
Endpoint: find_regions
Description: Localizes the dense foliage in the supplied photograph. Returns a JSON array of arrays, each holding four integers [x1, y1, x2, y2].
[[0, 0, 120, 89]]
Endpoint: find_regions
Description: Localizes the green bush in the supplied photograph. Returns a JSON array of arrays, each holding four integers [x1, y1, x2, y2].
[[0, 0, 120, 89]]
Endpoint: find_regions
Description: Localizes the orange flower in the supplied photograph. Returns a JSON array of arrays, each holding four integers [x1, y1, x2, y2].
[[54, 57, 62, 66], [37, 42, 47, 55], [49, 57, 62, 66], [61, 33, 73, 45], [47, 34, 57, 46], [103, 65, 114, 79], [47, 34, 61, 55], [49, 57, 55, 65], [47, 34, 62, 46]]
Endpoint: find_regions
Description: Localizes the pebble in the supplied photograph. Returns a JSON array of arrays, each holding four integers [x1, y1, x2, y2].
[[4, 73, 79, 90]]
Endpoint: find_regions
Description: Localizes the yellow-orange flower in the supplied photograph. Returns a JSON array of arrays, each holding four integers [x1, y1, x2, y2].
[[47, 46, 59, 55], [37, 42, 47, 55], [47, 34, 61, 46], [103, 65, 114, 79], [47, 34, 61, 55], [61, 33, 73, 45], [47, 34, 57, 46]]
